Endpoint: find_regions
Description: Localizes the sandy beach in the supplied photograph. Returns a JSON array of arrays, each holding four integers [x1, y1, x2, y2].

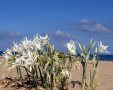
[[0, 57, 113, 90]]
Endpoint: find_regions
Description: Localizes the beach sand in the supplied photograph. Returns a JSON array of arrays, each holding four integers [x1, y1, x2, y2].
[[0, 57, 113, 90]]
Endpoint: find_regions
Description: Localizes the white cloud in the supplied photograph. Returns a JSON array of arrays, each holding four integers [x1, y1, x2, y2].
[[78, 19, 112, 33], [95, 24, 110, 32], [48, 30, 76, 41], [55, 30, 71, 38], [0, 32, 23, 38], [80, 18, 92, 25]]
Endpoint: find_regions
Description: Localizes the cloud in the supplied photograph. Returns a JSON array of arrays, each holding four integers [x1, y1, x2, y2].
[[76, 18, 112, 33], [95, 24, 110, 32], [47, 30, 77, 52], [55, 30, 71, 38], [0, 32, 23, 38], [79, 18, 93, 25], [49, 30, 76, 41], [0, 32, 24, 50]]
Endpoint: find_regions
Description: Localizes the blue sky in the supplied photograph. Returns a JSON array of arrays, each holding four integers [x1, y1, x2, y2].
[[0, 0, 113, 53]]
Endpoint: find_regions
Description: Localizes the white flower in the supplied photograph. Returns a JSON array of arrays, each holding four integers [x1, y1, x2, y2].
[[5, 49, 12, 55], [3, 33, 50, 72], [66, 40, 76, 55], [39, 34, 49, 46], [21, 37, 33, 50], [39, 34, 48, 40], [78, 43, 82, 51], [12, 42, 19, 52], [23, 50, 38, 66], [61, 69, 70, 78], [11, 57, 24, 69], [25, 51, 34, 65], [33, 33, 41, 50], [75, 61, 81, 69], [96, 41, 109, 53], [3, 49, 13, 59]]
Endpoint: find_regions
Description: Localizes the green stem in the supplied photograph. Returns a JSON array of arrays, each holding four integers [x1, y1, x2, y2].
[[24, 66, 29, 76], [90, 60, 98, 90], [38, 65, 44, 87], [44, 74, 49, 90], [34, 65, 38, 79], [50, 73, 53, 90], [16, 66, 22, 79], [61, 77, 65, 90], [82, 62, 87, 90], [50, 60, 54, 90], [61, 80, 64, 90], [24, 66, 30, 82], [32, 66, 38, 89], [16, 66, 19, 79], [18, 67, 22, 79], [69, 54, 72, 70]]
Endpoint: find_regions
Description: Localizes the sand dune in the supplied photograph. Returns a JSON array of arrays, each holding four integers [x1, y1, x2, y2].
[[0, 57, 113, 90]]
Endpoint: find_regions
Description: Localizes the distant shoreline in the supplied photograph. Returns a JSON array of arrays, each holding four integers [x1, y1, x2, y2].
[[1, 51, 113, 61]]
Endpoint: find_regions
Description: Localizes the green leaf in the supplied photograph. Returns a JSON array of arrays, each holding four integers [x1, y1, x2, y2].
[[88, 39, 95, 53], [82, 44, 86, 55]]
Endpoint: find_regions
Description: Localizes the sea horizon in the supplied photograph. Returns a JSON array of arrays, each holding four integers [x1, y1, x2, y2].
[[1, 51, 113, 61]]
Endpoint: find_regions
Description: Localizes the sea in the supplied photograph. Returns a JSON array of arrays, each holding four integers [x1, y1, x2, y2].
[[0, 51, 113, 61]]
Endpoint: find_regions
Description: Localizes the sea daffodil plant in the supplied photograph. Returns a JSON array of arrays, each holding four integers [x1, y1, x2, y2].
[[2, 33, 109, 90]]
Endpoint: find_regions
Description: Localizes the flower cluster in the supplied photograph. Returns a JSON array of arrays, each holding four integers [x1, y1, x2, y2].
[[2, 33, 109, 90], [3, 33, 72, 89], [66, 40, 109, 56], [95, 41, 109, 53], [66, 40, 76, 55], [3, 33, 49, 70]]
